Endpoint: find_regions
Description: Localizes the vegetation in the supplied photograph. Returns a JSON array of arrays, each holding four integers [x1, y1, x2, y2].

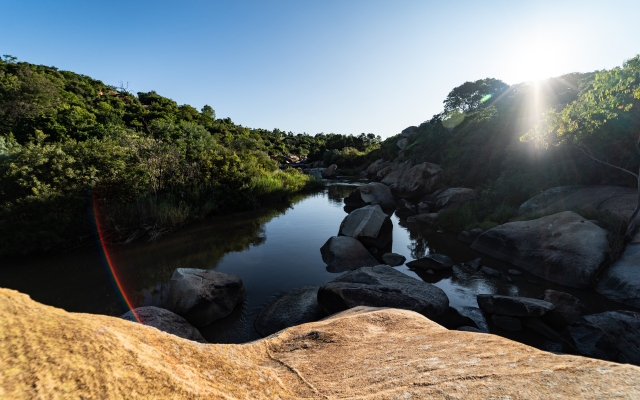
[[0, 56, 378, 255]]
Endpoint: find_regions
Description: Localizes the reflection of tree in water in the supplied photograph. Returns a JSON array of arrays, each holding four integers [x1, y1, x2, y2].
[[326, 184, 359, 205], [407, 230, 431, 260]]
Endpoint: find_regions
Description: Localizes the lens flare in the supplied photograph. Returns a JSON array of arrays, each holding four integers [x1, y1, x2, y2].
[[480, 94, 492, 103]]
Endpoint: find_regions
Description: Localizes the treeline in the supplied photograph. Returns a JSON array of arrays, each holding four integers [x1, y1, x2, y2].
[[0, 56, 378, 255]]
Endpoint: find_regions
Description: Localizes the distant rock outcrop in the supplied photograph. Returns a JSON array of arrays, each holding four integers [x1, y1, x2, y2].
[[380, 161, 442, 199]]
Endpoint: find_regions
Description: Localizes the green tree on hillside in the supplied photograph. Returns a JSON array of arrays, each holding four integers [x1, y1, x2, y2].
[[443, 78, 509, 113]]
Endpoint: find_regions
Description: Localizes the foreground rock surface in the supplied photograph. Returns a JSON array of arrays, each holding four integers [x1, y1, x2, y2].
[[318, 265, 450, 321], [596, 230, 640, 307], [320, 236, 379, 272], [166, 268, 245, 327], [4, 289, 640, 399], [254, 286, 325, 337], [120, 306, 207, 343], [338, 205, 393, 249], [562, 310, 640, 365], [471, 211, 608, 288]]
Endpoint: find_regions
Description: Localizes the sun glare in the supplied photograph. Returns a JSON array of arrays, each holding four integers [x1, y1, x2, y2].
[[507, 37, 571, 83]]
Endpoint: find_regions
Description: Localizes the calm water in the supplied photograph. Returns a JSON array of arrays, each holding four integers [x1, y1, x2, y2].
[[2, 182, 632, 347]]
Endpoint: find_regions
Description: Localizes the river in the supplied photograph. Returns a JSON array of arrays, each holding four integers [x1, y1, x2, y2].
[[2, 181, 630, 349]]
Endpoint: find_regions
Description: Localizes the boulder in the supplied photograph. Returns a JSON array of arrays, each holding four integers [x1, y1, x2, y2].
[[417, 202, 430, 213], [120, 306, 207, 343], [596, 230, 640, 307], [381, 161, 443, 199], [166, 269, 246, 327], [401, 125, 418, 137], [376, 165, 394, 180], [561, 310, 640, 365], [254, 286, 325, 337], [457, 228, 483, 244], [343, 187, 366, 207], [541, 290, 590, 330], [317, 265, 449, 321], [517, 185, 637, 220], [424, 187, 478, 211], [491, 315, 522, 331], [521, 317, 560, 341], [5, 289, 640, 398], [407, 213, 438, 225], [406, 254, 453, 272], [365, 159, 390, 177], [397, 138, 408, 150], [321, 164, 338, 178], [480, 266, 501, 277], [359, 182, 396, 209], [395, 198, 417, 218], [320, 236, 379, 272], [477, 294, 555, 317], [470, 211, 609, 288], [462, 258, 482, 271], [381, 253, 406, 267], [338, 205, 393, 249], [438, 306, 480, 330]]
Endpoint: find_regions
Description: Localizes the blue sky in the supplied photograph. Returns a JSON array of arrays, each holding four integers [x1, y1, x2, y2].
[[2, 0, 639, 138]]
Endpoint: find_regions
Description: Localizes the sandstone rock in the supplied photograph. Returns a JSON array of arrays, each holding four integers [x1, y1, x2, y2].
[[359, 182, 396, 209], [458, 228, 483, 244], [470, 211, 609, 288], [317, 265, 450, 321], [382, 253, 406, 266], [541, 290, 590, 330], [4, 289, 640, 398], [517, 185, 637, 220], [381, 161, 443, 199], [120, 306, 206, 343], [321, 164, 338, 178], [254, 286, 325, 337], [166, 269, 245, 327], [596, 230, 640, 307], [561, 310, 640, 365], [491, 315, 522, 331], [338, 205, 393, 249], [320, 236, 379, 272], [407, 212, 438, 225], [477, 294, 555, 317], [406, 253, 453, 271]]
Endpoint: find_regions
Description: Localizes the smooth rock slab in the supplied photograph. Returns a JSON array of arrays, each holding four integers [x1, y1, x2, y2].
[[406, 254, 453, 271], [120, 306, 207, 343], [382, 252, 406, 266], [338, 205, 393, 249], [470, 211, 608, 288], [345, 182, 396, 209], [255, 286, 326, 337], [320, 236, 379, 272], [317, 265, 449, 321], [596, 230, 640, 307], [166, 268, 245, 327], [477, 294, 555, 317], [561, 310, 640, 365]]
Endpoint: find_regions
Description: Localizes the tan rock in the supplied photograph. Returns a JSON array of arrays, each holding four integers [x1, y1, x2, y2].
[[2, 288, 640, 399]]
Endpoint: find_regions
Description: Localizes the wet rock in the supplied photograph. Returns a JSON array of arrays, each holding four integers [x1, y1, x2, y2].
[[477, 294, 555, 317], [480, 266, 500, 277], [406, 254, 453, 272], [596, 230, 640, 308], [317, 265, 450, 321], [491, 315, 522, 331], [470, 211, 608, 288], [338, 205, 393, 250], [120, 306, 207, 343], [166, 269, 246, 327], [541, 290, 590, 330], [458, 228, 483, 244], [407, 213, 438, 225], [255, 286, 326, 337], [382, 253, 406, 267], [359, 182, 396, 209], [320, 236, 379, 272], [561, 310, 640, 365], [321, 164, 338, 179], [521, 317, 560, 341], [463, 258, 482, 271], [507, 269, 522, 275], [380, 161, 442, 199]]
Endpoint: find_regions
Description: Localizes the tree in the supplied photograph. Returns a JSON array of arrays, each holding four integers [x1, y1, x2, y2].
[[522, 55, 640, 238], [443, 78, 509, 113]]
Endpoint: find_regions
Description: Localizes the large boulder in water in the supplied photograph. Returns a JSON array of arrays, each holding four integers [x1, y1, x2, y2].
[[381, 161, 442, 199], [422, 187, 478, 211], [166, 268, 246, 327], [365, 159, 391, 178], [561, 310, 640, 365], [321, 164, 338, 179], [517, 185, 637, 220], [406, 254, 454, 272], [120, 306, 207, 343], [320, 236, 379, 272], [477, 294, 555, 317], [338, 205, 393, 250], [470, 211, 608, 288], [596, 230, 640, 307], [317, 265, 450, 321], [255, 286, 326, 337], [344, 183, 396, 209]]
